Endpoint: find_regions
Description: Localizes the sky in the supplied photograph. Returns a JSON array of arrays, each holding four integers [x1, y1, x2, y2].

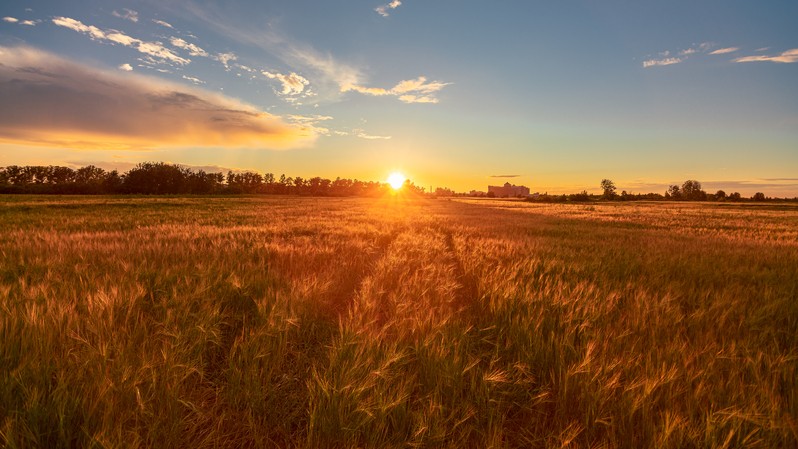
[[1, 0, 797, 196]]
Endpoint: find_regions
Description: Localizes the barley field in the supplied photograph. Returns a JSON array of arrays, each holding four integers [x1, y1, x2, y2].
[[1, 195, 796, 448]]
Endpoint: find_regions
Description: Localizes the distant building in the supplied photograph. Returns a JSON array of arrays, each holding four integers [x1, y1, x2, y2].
[[488, 182, 530, 197]]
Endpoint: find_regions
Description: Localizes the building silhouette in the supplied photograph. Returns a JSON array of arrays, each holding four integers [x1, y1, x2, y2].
[[488, 182, 530, 197]]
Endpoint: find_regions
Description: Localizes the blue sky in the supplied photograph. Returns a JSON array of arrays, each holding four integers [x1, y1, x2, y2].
[[1, 0, 797, 195]]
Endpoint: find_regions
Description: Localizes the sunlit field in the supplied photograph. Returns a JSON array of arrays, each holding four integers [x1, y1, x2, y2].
[[1, 196, 796, 448]]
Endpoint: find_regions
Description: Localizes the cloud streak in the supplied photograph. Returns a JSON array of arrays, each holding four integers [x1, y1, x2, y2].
[[152, 19, 174, 29], [345, 76, 451, 104], [52, 16, 189, 65], [642, 43, 713, 68], [0, 46, 315, 150], [642, 57, 682, 68], [734, 49, 798, 64], [709, 47, 739, 55]]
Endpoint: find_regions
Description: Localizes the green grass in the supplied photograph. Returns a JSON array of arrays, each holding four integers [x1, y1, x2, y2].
[[1, 195, 796, 448]]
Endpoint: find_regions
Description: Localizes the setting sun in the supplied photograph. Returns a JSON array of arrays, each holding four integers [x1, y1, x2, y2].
[[387, 172, 406, 190]]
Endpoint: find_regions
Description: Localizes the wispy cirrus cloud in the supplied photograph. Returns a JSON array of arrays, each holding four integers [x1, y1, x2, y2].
[[709, 47, 739, 55], [0, 45, 315, 150], [490, 174, 521, 178], [112, 8, 139, 23], [734, 49, 798, 64], [642, 43, 713, 68], [170, 2, 361, 100], [285, 115, 389, 139], [375, 0, 402, 17], [345, 76, 451, 104], [354, 129, 391, 140], [52, 16, 190, 65]]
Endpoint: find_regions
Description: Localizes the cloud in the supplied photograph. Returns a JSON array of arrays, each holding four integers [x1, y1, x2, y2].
[[345, 76, 451, 103], [354, 130, 391, 140], [169, 37, 208, 57], [490, 175, 521, 178], [3, 16, 18, 23], [52, 16, 189, 65], [262, 71, 310, 96], [171, 3, 361, 100], [642, 57, 683, 68], [709, 47, 739, 55], [642, 43, 715, 68], [112, 9, 139, 23], [287, 114, 333, 136], [181, 75, 205, 84], [118, 63, 133, 71], [0, 46, 315, 151], [375, 0, 402, 17], [734, 49, 798, 64], [216, 52, 237, 69], [152, 19, 174, 29]]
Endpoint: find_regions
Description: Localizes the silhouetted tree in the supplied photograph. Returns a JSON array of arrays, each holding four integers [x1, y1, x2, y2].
[[123, 162, 187, 194], [752, 192, 766, 201], [600, 179, 617, 200], [681, 180, 706, 201], [666, 185, 681, 200]]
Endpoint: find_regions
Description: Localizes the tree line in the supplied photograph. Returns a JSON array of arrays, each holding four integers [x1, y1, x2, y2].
[[599, 178, 769, 202], [0, 162, 425, 196]]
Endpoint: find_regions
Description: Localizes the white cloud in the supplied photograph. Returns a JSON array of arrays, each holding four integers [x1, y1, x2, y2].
[[354, 129, 391, 140], [0, 45, 315, 150], [20, 20, 37, 26], [182, 75, 205, 84], [152, 19, 174, 29], [216, 52, 237, 69], [709, 47, 739, 55], [344, 76, 451, 104], [263, 71, 310, 96], [375, 0, 402, 17], [734, 49, 798, 64], [112, 9, 139, 23], [52, 16, 190, 65], [642, 57, 683, 68], [170, 37, 208, 57], [3, 17, 18, 23], [118, 63, 133, 71]]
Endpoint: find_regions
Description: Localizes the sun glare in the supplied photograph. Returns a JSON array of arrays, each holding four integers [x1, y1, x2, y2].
[[387, 172, 406, 190]]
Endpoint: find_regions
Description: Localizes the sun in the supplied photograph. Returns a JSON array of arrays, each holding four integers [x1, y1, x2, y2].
[[387, 172, 406, 190]]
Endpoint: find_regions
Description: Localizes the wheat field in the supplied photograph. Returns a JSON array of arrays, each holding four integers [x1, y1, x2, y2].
[[1, 195, 796, 448]]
